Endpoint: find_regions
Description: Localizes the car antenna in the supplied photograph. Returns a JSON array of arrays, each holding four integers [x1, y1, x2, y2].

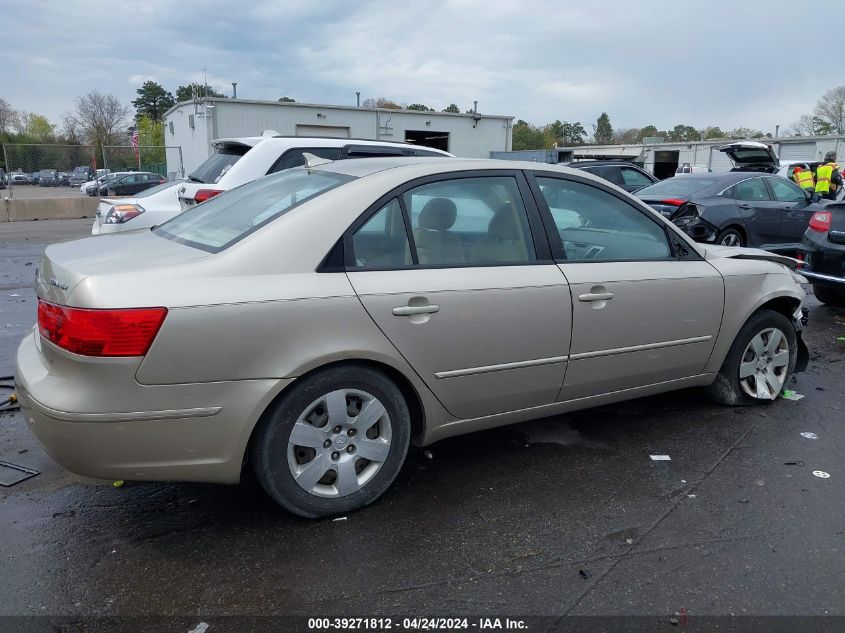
[[302, 153, 334, 171]]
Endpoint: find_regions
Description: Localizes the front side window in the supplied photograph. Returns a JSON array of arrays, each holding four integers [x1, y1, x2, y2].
[[767, 177, 805, 203], [733, 178, 770, 201], [155, 168, 352, 252], [402, 176, 536, 266], [350, 199, 412, 268], [536, 176, 672, 262]]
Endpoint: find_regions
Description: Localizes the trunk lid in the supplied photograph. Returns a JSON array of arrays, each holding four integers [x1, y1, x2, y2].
[[828, 204, 845, 244], [718, 141, 779, 171], [36, 231, 209, 306]]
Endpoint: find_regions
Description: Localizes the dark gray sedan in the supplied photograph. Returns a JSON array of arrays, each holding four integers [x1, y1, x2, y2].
[[636, 173, 828, 251]]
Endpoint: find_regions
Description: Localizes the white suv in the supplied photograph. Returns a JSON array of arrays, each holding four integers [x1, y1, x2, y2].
[[94, 134, 452, 233], [176, 136, 452, 211]]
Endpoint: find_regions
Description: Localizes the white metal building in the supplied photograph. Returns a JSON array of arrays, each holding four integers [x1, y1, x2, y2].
[[164, 98, 514, 175], [492, 135, 845, 179]]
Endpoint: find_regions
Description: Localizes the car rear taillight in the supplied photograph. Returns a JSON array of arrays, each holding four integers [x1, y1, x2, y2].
[[809, 211, 831, 232], [104, 204, 144, 224], [37, 300, 167, 357], [194, 189, 223, 204], [662, 198, 686, 206]]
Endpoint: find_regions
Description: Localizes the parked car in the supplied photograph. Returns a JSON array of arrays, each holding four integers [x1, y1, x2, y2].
[[30, 171, 40, 185], [177, 134, 453, 212], [17, 157, 808, 518], [559, 160, 658, 193], [84, 171, 126, 196], [676, 163, 711, 175], [636, 172, 828, 251], [101, 172, 166, 197], [69, 166, 95, 188], [92, 180, 184, 235], [10, 173, 28, 185], [58, 172, 72, 186], [38, 169, 58, 186], [799, 204, 845, 307]]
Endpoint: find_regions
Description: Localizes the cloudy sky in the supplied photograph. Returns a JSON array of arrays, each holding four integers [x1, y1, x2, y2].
[[2, 0, 837, 134]]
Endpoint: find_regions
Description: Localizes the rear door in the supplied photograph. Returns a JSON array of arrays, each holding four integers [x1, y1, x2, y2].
[[765, 176, 816, 246], [730, 177, 781, 246], [529, 172, 724, 400], [346, 171, 573, 419]]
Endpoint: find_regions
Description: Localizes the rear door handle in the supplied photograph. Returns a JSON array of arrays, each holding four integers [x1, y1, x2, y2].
[[738, 203, 751, 209], [578, 292, 614, 302], [392, 304, 441, 316]]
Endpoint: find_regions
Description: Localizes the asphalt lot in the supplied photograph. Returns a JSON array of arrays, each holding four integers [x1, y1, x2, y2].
[[0, 219, 844, 629]]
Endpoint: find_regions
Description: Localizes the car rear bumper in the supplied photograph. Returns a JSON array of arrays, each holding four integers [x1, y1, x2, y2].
[[799, 270, 845, 287], [800, 231, 845, 287], [15, 330, 290, 483]]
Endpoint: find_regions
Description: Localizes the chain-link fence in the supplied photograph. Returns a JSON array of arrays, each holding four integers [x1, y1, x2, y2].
[[1, 143, 183, 199]]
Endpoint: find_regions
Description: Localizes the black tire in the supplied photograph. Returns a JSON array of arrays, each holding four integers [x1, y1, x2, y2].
[[716, 227, 745, 248], [250, 365, 411, 518], [705, 309, 797, 406], [813, 284, 845, 308]]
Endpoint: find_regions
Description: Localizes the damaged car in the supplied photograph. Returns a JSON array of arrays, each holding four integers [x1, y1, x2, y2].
[[17, 157, 809, 517], [636, 172, 828, 251]]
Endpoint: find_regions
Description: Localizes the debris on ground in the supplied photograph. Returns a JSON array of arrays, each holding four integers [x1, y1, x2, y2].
[[0, 461, 39, 487], [784, 461, 804, 466], [332, 516, 348, 522], [17, 448, 27, 454], [650, 455, 671, 461], [112, 480, 124, 488], [782, 390, 805, 401], [813, 471, 831, 479], [801, 432, 819, 439], [737, 498, 750, 504], [187, 623, 210, 633], [578, 569, 591, 579], [52, 510, 76, 518], [423, 450, 434, 460]]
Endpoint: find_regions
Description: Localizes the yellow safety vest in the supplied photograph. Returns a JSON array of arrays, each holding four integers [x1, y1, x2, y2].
[[816, 163, 835, 194], [795, 169, 815, 190]]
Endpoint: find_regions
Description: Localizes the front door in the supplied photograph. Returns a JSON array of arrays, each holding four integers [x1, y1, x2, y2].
[[529, 173, 724, 401], [345, 173, 572, 420]]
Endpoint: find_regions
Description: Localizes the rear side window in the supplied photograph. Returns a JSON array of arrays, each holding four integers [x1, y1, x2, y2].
[[267, 148, 343, 174], [581, 166, 620, 184], [733, 178, 770, 201], [620, 167, 653, 186], [189, 146, 250, 184], [155, 168, 352, 253], [767, 177, 805, 202], [351, 199, 412, 268]]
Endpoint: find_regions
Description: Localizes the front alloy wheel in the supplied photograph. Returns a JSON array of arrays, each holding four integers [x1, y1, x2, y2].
[[737, 328, 790, 400]]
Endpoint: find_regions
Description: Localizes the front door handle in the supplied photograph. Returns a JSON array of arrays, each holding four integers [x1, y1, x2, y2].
[[578, 292, 614, 302], [738, 203, 751, 209], [392, 304, 441, 316]]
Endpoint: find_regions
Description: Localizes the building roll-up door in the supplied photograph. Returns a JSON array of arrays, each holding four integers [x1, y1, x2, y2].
[[778, 142, 816, 161], [295, 124, 351, 138]]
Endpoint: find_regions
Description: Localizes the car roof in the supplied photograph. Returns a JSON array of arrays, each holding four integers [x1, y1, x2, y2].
[[563, 160, 640, 167], [211, 135, 453, 156]]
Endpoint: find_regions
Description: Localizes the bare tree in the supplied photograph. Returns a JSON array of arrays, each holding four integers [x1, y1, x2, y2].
[[813, 86, 845, 134], [0, 97, 15, 135], [611, 127, 641, 144], [69, 91, 131, 149]]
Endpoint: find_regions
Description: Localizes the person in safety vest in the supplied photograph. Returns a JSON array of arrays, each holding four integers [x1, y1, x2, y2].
[[792, 166, 815, 191], [815, 152, 842, 200]]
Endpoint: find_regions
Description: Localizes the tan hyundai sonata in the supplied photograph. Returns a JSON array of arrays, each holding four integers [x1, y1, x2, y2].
[[16, 157, 809, 517]]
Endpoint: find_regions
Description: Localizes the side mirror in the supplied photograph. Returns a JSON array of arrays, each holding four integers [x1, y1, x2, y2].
[[811, 192, 821, 203]]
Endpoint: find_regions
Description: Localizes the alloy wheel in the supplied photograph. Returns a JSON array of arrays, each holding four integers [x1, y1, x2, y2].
[[287, 389, 392, 498], [720, 233, 742, 247], [738, 327, 789, 400]]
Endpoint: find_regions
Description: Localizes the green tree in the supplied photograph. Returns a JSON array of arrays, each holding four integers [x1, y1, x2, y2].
[[406, 103, 434, 111], [667, 124, 701, 142], [702, 126, 725, 140], [562, 121, 587, 145], [442, 103, 460, 113], [175, 84, 227, 102], [639, 125, 662, 140], [512, 120, 546, 150], [131, 81, 175, 122], [278, 96, 296, 102], [24, 113, 55, 141], [136, 114, 165, 166], [594, 112, 613, 144]]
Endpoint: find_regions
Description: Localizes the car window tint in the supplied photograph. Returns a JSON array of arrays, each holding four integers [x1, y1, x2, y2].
[[189, 147, 249, 184], [581, 166, 619, 183], [268, 148, 344, 174], [402, 176, 536, 266], [733, 178, 770, 201], [536, 177, 672, 262], [621, 167, 653, 186], [767, 177, 805, 203], [350, 199, 412, 268]]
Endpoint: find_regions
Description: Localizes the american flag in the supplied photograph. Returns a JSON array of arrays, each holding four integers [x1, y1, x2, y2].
[[131, 129, 139, 149]]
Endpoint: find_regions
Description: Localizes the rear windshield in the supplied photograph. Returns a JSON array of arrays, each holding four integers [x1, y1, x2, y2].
[[154, 168, 352, 253], [636, 178, 718, 197], [188, 146, 250, 184]]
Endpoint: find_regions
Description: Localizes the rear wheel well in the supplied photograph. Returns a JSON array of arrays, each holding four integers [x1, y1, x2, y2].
[[245, 360, 426, 471], [720, 224, 747, 242]]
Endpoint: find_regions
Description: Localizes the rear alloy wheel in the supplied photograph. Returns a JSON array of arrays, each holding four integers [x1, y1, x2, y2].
[[813, 284, 845, 308], [717, 228, 745, 247], [251, 366, 410, 518], [706, 309, 797, 405]]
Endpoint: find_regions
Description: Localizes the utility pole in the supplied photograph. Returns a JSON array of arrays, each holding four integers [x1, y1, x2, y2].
[[232, 82, 238, 99], [356, 92, 361, 107]]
